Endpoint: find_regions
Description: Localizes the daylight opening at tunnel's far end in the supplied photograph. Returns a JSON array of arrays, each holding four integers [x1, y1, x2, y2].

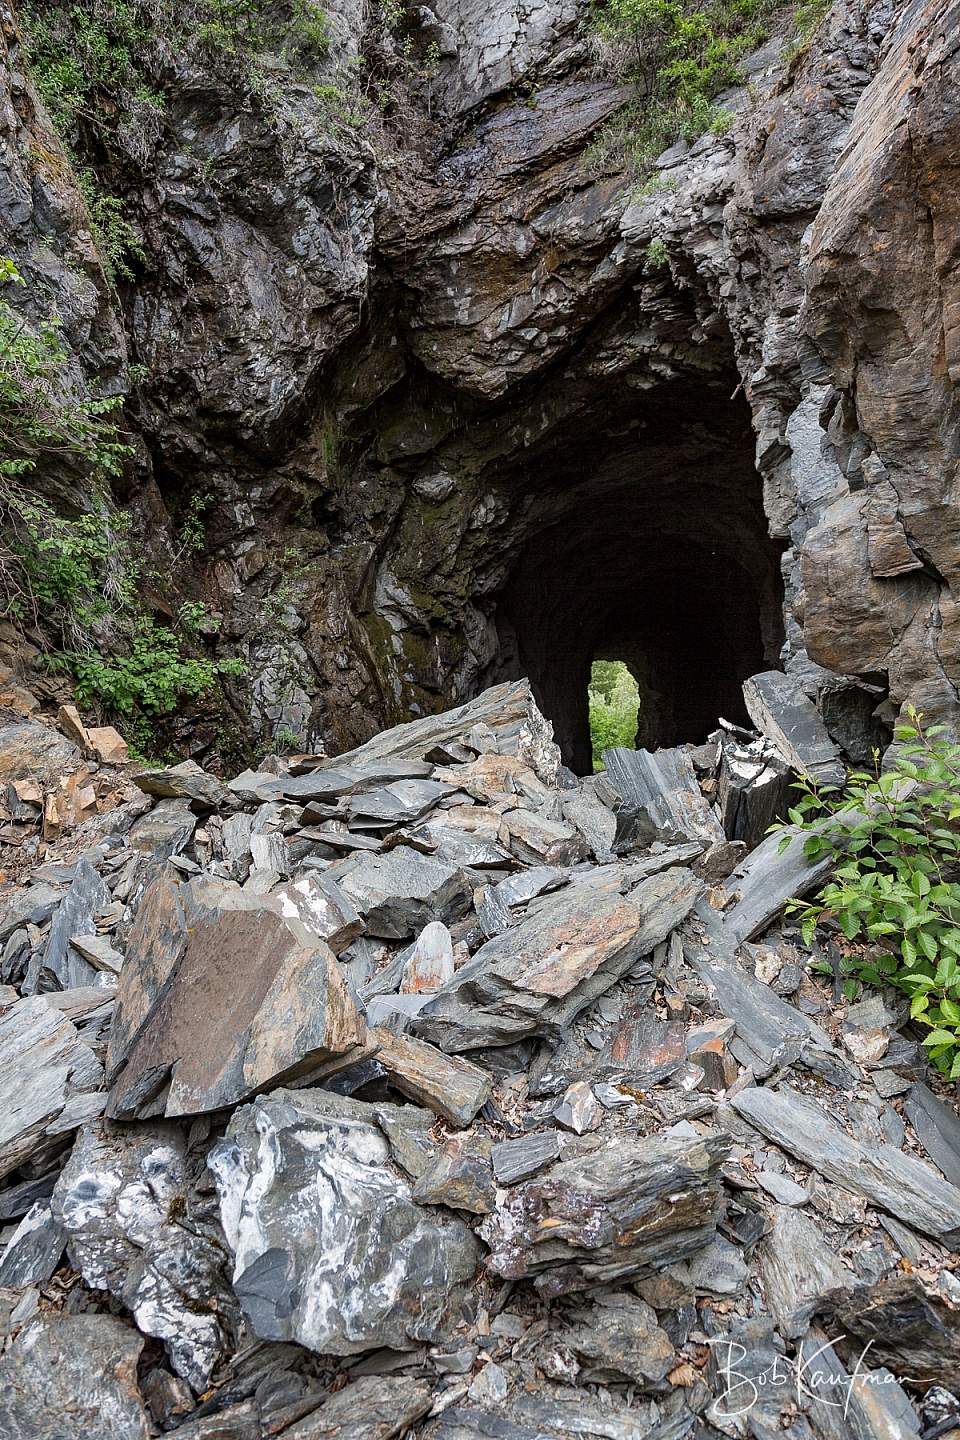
[[587, 659, 641, 772]]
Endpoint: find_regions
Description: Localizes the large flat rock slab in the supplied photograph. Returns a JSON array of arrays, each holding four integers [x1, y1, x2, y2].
[[208, 1089, 480, 1354], [731, 1084, 960, 1244], [106, 875, 370, 1119], [743, 670, 845, 785], [415, 867, 702, 1051]]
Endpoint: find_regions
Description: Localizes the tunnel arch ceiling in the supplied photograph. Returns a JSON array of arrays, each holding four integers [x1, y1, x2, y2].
[[479, 368, 786, 773]]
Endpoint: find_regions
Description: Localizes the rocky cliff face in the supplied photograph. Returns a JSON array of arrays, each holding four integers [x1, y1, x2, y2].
[[2, 0, 959, 768]]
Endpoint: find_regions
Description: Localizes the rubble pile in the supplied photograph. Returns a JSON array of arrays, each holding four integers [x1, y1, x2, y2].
[[0, 676, 958, 1440]]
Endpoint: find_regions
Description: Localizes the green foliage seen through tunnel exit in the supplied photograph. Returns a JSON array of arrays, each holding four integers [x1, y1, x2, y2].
[[589, 659, 641, 771]]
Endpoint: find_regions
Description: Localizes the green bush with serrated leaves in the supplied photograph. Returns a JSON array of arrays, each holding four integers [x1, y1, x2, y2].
[[781, 708, 960, 1080]]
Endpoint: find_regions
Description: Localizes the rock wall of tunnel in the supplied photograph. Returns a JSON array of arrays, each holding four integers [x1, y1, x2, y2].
[[5, 0, 960, 762]]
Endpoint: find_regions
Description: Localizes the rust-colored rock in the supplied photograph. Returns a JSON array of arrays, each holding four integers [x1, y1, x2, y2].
[[106, 875, 372, 1119]]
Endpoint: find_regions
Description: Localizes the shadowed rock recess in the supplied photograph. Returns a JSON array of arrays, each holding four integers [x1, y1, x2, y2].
[[4, 0, 959, 760]]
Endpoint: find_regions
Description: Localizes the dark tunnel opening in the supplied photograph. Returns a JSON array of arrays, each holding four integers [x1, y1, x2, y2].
[[488, 380, 786, 774]]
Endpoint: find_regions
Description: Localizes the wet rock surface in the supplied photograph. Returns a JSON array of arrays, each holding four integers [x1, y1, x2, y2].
[[0, 683, 958, 1437]]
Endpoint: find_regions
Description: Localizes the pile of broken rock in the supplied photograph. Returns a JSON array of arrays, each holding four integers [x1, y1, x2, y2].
[[0, 676, 959, 1440]]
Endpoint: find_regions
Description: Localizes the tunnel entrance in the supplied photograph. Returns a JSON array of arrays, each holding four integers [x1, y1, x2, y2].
[[487, 374, 785, 774]]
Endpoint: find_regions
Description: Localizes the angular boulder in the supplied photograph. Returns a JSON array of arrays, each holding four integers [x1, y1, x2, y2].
[[329, 845, 472, 939], [208, 1089, 481, 1353], [52, 1120, 236, 1389], [415, 867, 702, 1051], [106, 874, 371, 1118]]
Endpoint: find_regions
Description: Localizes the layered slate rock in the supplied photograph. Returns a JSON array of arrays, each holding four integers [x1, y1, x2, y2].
[[133, 759, 236, 809], [558, 1293, 676, 1390], [0, 1313, 151, 1440], [272, 870, 364, 955], [106, 874, 370, 1119], [208, 1089, 480, 1353], [720, 823, 836, 944], [415, 868, 702, 1052], [742, 671, 845, 785], [24, 857, 111, 992], [483, 1131, 728, 1296], [757, 1205, 855, 1340], [280, 1377, 433, 1440], [329, 846, 472, 939], [52, 1120, 237, 1389], [325, 680, 561, 788], [0, 1200, 64, 1287], [0, 995, 104, 1181], [812, 1275, 960, 1389], [598, 746, 724, 851], [372, 1026, 493, 1126], [731, 1085, 960, 1244]]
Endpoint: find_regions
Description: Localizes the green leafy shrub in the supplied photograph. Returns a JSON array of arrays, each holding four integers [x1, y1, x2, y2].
[[589, 660, 641, 771], [589, 0, 774, 173], [645, 235, 669, 269], [0, 259, 244, 739], [53, 608, 245, 716], [784, 709, 960, 1079], [0, 260, 130, 486]]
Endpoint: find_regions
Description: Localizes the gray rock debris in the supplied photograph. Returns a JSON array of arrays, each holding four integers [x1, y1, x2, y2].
[[208, 1088, 480, 1353], [812, 1274, 960, 1390], [372, 1025, 493, 1126], [743, 669, 846, 785], [53, 1120, 237, 1389], [346, 778, 458, 827], [329, 845, 472, 939], [483, 1130, 728, 1296], [279, 1376, 433, 1440], [598, 745, 724, 851], [415, 867, 703, 1052], [558, 1292, 675, 1390], [0, 995, 104, 1182], [798, 1328, 922, 1440], [272, 870, 364, 955], [903, 1081, 960, 1187], [757, 1204, 855, 1339], [413, 1132, 497, 1214], [401, 920, 456, 992], [0, 1200, 65, 1288], [721, 822, 835, 944], [0, 1313, 151, 1439], [492, 1131, 561, 1184], [0, 882, 62, 943], [731, 1085, 960, 1244], [133, 759, 236, 810], [23, 857, 110, 993], [326, 679, 560, 787]]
